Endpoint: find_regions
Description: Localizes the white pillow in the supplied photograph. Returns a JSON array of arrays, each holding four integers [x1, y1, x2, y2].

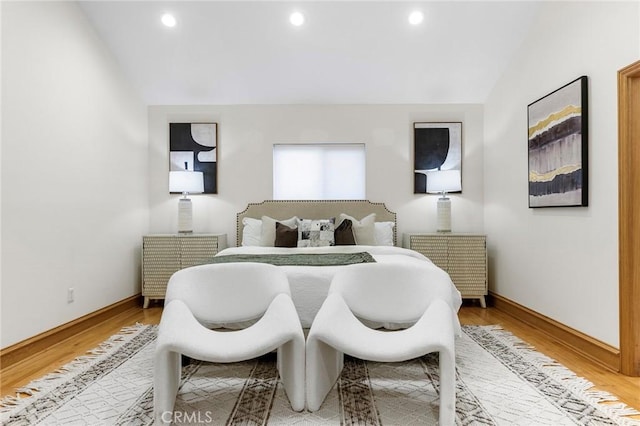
[[338, 213, 376, 245], [260, 216, 298, 246], [241, 217, 262, 246], [375, 221, 395, 246]]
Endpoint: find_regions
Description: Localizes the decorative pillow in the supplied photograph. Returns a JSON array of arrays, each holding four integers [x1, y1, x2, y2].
[[334, 219, 356, 245], [297, 218, 335, 247], [260, 216, 298, 246], [275, 222, 298, 247], [241, 217, 262, 246], [375, 221, 395, 246], [338, 213, 376, 245]]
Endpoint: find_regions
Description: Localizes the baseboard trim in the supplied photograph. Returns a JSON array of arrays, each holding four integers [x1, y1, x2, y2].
[[490, 292, 620, 372], [0, 295, 141, 370]]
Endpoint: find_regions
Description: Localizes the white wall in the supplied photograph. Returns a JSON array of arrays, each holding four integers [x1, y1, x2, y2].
[[484, 1, 639, 347], [148, 104, 484, 246], [1, 2, 148, 347]]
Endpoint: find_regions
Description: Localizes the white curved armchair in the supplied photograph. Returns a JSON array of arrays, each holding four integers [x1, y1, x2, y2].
[[306, 263, 457, 425], [153, 263, 305, 425]]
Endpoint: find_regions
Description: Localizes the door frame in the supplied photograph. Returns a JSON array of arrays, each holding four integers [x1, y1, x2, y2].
[[618, 60, 640, 376]]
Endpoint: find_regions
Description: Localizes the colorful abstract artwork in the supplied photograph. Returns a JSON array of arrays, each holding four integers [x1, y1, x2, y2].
[[169, 123, 217, 194], [528, 77, 588, 207]]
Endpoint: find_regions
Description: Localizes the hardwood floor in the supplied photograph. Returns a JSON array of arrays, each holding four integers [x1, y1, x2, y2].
[[2, 302, 639, 417], [0, 305, 162, 398]]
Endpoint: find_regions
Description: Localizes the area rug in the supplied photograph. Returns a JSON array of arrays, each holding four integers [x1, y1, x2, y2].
[[2, 324, 639, 425]]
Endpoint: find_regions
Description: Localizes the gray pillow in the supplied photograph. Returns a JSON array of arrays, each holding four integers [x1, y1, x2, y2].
[[334, 219, 356, 245], [275, 222, 298, 247]]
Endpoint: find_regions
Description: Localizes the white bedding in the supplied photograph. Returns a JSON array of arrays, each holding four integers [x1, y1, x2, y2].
[[214, 245, 462, 330]]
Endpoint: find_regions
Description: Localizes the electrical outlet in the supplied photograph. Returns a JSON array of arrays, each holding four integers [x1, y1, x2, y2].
[[67, 287, 74, 303]]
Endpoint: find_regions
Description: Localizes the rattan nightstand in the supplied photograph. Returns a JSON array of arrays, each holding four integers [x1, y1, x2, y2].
[[403, 233, 487, 307], [141, 234, 227, 307]]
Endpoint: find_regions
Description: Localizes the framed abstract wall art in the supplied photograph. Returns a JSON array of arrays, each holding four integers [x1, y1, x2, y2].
[[169, 122, 218, 194], [528, 76, 588, 207], [413, 122, 462, 193]]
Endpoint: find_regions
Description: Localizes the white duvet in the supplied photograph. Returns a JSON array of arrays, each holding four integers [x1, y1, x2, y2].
[[214, 245, 462, 330]]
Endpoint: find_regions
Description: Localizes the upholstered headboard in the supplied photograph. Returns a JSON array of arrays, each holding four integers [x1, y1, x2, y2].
[[236, 200, 397, 246]]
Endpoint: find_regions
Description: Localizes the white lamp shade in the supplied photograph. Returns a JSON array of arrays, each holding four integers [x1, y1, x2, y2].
[[169, 171, 204, 194], [426, 170, 461, 194]]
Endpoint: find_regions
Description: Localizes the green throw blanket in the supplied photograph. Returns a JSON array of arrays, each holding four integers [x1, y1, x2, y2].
[[208, 252, 376, 266]]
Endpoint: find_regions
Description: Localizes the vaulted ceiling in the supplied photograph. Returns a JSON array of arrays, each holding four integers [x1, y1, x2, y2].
[[79, 1, 540, 105]]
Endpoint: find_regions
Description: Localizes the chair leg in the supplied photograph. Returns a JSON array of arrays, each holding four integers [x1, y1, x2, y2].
[[154, 350, 181, 425], [438, 347, 456, 426], [306, 337, 344, 411], [277, 333, 306, 412]]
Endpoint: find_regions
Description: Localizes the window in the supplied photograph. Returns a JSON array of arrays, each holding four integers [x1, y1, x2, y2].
[[273, 144, 366, 200]]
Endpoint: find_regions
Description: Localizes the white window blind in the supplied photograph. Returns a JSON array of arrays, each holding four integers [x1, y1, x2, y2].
[[273, 144, 366, 200]]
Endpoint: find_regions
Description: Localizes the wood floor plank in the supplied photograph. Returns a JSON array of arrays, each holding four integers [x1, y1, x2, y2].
[[1, 304, 639, 418], [0, 306, 163, 397]]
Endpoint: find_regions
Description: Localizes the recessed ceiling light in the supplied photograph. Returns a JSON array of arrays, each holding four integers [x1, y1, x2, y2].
[[161, 13, 177, 28], [408, 11, 424, 25], [290, 12, 305, 27]]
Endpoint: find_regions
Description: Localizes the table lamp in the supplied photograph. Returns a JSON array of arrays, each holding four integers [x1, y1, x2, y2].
[[426, 170, 461, 232], [169, 171, 204, 233]]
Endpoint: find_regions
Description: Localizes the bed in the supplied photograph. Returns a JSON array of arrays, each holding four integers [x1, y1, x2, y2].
[[213, 200, 462, 330]]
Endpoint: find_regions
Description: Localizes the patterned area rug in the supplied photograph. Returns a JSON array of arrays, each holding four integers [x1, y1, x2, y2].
[[2, 324, 639, 425]]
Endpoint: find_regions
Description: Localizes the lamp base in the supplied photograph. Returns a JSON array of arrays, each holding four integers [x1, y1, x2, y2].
[[177, 198, 193, 233], [436, 197, 452, 232]]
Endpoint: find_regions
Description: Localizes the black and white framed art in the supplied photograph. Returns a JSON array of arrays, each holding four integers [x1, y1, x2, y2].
[[169, 122, 218, 194]]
